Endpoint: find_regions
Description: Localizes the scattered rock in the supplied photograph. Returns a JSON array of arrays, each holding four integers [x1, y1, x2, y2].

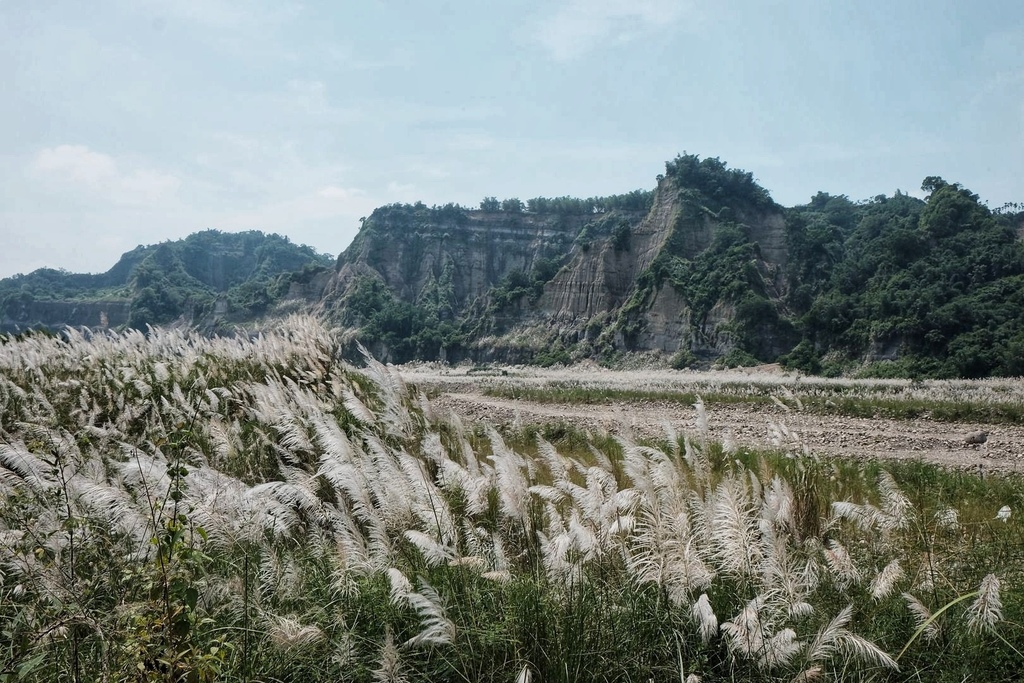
[[965, 430, 989, 445]]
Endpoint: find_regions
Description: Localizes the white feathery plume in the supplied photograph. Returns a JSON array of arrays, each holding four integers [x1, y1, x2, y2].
[[762, 628, 801, 669], [870, 559, 904, 601], [491, 530, 509, 572], [694, 397, 709, 443], [404, 530, 455, 567], [417, 391, 434, 423], [530, 484, 565, 504], [311, 411, 355, 464], [402, 580, 455, 648], [803, 604, 853, 666], [268, 616, 325, 649], [486, 426, 531, 528], [372, 629, 408, 683], [709, 476, 761, 577], [692, 593, 718, 644], [830, 501, 881, 531], [720, 596, 765, 659], [536, 435, 569, 482], [995, 505, 1011, 522], [617, 436, 656, 500], [877, 471, 912, 530], [0, 442, 56, 494], [538, 529, 571, 583], [586, 442, 613, 471], [481, 570, 512, 583], [342, 387, 376, 424], [823, 540, 860, 589], [901, 593, 939, 641], [387, 567, 413, 605], [207, 418, 238, 464], [396, 451, 456, 545], [722, 428, 737, 455], [365, 513, 394, 568], [448, 556, 486, 571], [966, 574, 1003, 633], [515, 665, 532, 683], [836, 631, 898, 671], [627, 504, 713, 603], [762, 476, 796, 530], [804, 604, 898, 671]]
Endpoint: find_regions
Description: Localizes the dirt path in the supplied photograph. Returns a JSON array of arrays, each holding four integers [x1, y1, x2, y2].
[[422, 387, 1024, 474]]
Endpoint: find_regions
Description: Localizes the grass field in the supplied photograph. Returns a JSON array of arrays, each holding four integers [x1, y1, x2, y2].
[[1, 320, 1022, 682]]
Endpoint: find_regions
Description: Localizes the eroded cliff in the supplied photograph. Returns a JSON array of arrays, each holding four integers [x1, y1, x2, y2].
[[319, 158, 795, 364]]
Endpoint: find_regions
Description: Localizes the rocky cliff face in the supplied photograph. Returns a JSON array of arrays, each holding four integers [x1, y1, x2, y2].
[[320, 207, 594, 319], [1, 300, 131, 335], [319, 170, 793, 363]]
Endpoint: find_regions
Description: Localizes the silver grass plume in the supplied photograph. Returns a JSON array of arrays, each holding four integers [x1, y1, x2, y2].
[[693, 396, 709, 443], [404, 530, 455, 567], [402, 580, 456, 648], [342, 386, 376, 424], [388, 568, 455, 648], [877, 471, 912, 530], [803, 604, 897, 672], [709, 476, 762, 578], [870, 559, 905, 601], [627, 505, 713, 604], [722, 594, 804, 670], [823, 540, 860, 589], [762, 476, 796, 531], [387, 568, 414, 605], [268, 616, 325, 649], [372, 629, 408, 683], [966, 574, 1003, 633], [901, 593, 939, 641], [692, 593, 718, 644], [486, 426, 531, 528]]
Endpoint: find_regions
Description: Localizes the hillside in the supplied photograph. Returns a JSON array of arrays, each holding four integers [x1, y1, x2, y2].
[[5, 156, 1023, 379], [320, 155, 1024, 378], [0, 230, 332, 334]]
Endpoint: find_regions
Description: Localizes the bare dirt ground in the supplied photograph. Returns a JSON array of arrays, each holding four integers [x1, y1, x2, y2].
[[398, 365, 1024, 474]]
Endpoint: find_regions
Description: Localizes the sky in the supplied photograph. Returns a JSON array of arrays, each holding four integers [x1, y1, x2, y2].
[[2, 0, 1023, 277]]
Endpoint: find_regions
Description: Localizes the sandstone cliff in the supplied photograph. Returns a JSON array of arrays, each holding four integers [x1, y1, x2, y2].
[[318, 161, 795, 364]]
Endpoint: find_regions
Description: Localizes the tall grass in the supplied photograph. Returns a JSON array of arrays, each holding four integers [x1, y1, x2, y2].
[[480, 383, 1024, 424], [0, 318, 1020, 682]]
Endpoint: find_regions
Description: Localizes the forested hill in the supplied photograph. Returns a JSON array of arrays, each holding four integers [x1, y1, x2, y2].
[[0, 230, 332, 334], [320, 155, 1024, 378], [4, 157, 1023, 379]]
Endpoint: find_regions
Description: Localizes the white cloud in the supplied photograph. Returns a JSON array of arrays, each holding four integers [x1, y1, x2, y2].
[[30, 145, 181, 205], [537, 0, 688, 61]]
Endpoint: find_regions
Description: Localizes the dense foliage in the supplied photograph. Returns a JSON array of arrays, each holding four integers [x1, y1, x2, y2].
[[1, 317, 1020, 681], [0, 230, 331, 330], [783, 181, 1024, 377]]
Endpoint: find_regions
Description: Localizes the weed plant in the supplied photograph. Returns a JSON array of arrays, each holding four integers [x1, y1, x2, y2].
[[0, 318, 1021, 682]]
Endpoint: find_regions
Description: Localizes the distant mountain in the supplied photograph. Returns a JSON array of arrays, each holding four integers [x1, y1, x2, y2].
[[315, 155, 1024, 378], [7, 157, 1023, 379], [0, 230, 332, 334]]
